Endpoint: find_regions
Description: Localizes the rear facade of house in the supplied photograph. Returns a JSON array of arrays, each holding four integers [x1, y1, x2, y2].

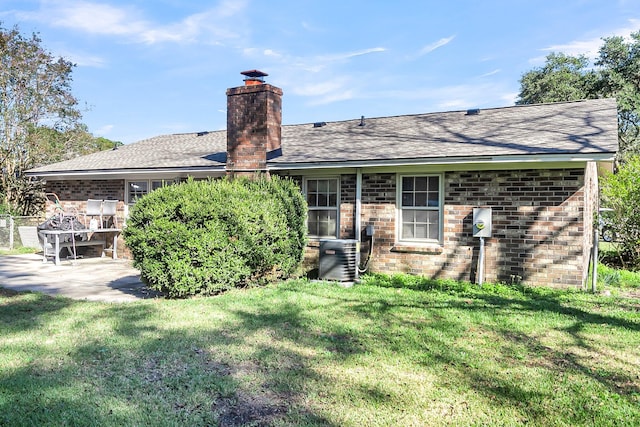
[[28, 72, 618, 288]]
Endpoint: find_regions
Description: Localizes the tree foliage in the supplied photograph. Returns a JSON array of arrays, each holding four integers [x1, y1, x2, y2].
[[595, 33, 640, 159], [28, 125, 122, 168], [516, 53, 598, 104], [600, 155, 640, 269], [0, 24, 79, 209], [0, 24, 121, 214], [517, 32, 640, 161]]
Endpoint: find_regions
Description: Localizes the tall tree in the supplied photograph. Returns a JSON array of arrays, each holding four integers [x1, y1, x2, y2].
[[516, 32, 640, 161], [516, 52, 598, 105], [594, 32, 640, 159], [0, 24, 81, 212], [28, 125, 123, 167]]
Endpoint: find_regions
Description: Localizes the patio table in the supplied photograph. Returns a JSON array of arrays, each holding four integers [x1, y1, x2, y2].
[[39, 228, 122, 266]]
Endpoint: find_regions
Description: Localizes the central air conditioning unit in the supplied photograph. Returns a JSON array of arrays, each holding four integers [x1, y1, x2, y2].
[[318, 239, 358, 282]]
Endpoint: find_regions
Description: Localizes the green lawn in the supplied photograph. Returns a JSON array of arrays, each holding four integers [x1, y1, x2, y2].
[[1, 277, 639, 426]]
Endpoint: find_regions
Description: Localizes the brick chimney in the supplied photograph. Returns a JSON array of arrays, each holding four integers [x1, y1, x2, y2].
[[226, 70, 282, 178]]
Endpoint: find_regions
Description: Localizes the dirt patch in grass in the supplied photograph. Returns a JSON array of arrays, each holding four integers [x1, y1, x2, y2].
[[213, 389, 290, 427], [620, 289, 640, 299]]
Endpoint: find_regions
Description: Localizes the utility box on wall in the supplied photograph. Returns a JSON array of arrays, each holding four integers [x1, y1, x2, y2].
[[473, 207, 492, 238]]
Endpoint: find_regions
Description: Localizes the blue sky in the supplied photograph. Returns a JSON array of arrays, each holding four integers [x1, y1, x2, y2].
[[2, 0, 640, 144]]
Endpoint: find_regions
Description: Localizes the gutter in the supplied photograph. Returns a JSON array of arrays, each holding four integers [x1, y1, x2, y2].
[[25, 166, 226, 179], [26, 152, 616, 180], [266, 153, 617, 171]]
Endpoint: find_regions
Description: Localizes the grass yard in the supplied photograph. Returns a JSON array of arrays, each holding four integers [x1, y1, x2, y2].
[[1, 277, 639, 426]]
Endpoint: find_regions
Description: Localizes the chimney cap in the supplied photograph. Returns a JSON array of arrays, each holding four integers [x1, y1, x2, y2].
[[241, 69, 268, 78], [241, 69, 268, 85]]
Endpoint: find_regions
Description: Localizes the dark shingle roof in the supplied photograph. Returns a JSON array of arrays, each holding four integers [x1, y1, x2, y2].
[[28, 98, 618, 175]]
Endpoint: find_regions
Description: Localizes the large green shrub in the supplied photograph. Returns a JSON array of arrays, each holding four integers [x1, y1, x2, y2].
[[123, 176, 307, 297], [601, 155, 640, 269]]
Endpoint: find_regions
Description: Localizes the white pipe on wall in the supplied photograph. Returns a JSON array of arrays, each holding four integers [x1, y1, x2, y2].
[[478, 236, 485, 285], [355, 168, 362, 241]]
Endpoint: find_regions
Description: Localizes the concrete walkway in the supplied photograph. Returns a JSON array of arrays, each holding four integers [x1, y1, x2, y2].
[[0, 254, 160, 302]]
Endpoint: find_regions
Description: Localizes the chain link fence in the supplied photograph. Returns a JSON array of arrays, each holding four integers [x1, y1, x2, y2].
[[0, 215, 46, 251]]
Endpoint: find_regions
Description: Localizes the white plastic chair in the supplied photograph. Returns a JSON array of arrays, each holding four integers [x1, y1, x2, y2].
[[84, 199, 103, 229], [101, 200, 118, 229]]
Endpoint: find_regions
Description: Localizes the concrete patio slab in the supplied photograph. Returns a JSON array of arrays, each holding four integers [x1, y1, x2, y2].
[[0, 254, 160, 302]]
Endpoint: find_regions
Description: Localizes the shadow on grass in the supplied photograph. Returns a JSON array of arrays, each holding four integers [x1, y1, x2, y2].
[[0, 291, 337, 426], [287, 278, 640, 424], [367, 273, 640, 331], [1, 279, 639, 426], [105, 274, 164, 300], [0, 288, 74, 332]]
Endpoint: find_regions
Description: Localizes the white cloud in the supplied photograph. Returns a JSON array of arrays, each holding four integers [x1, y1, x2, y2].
[[478, 69, 501, 78], [46, 1, 147, 37], [527, 55, 548, 66], [541, 18, 640, 58], [93, 124, 114, 136], [432, 83, 517, 110], [263, 49, 283, 58], [542, 39, 603, 58], [500, 92, 519, 105], [285, 47, 386, 71], [138, 2, 247, 44], [60, 50, 107, 68], [369, 81, 516, 112], [291, 78, 350, 98], [261, 46, 385, 62], [240, 46, 387, 105], [300, 21, 325, 33], [418, 35, 455, 56], [17, 0, 248, 45], [308, 89, 355, 106], [325, 47, 387, 61]]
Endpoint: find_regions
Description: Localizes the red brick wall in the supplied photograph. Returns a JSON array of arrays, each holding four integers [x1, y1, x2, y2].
[[340, 174, 356, 238], [45, 180, 124, 218], [45, 180, 126, 256], [226, 83, 282, 176], [264, 168, 590, 288], [350, 168, 588, 288], [46, 167, 591, 288]]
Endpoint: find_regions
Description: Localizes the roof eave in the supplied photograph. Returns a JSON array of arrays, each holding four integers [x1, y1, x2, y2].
[[25, 166, 226, 179], [26, 152, 616, 179], [267, 152, 617, 171]]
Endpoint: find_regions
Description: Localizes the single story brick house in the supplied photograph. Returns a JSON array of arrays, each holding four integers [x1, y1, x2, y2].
[[27, 71, 618, 288]]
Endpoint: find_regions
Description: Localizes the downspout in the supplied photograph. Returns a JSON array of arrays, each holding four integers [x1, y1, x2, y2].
[[355, 168, 362, 266], [591, 168, 600, 292]]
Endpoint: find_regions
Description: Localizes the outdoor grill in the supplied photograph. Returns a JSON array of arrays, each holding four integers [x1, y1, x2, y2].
[[37, 214, 87, 243]]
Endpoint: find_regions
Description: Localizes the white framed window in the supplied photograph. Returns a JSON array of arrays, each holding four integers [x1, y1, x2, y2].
[[304, 177, 339, 239], [398, 174, 443, 242], [126, 179, 174, 204], [127, 181, 148, 204]]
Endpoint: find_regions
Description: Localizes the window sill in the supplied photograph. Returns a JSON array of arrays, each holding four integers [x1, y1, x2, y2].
[[391, 243, 443, 254]]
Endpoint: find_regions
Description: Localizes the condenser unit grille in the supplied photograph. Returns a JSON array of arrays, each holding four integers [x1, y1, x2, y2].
[[319, 239, 358, 282]]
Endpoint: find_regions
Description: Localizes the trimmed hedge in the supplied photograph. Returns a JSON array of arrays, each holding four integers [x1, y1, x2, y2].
[[123, 176, 307, 297]]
